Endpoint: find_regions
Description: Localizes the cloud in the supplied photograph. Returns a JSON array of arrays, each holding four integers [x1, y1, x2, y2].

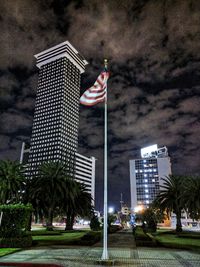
[[0, 135, 11, 150], [0, 0, 62, 69], [178, 96, 200, 113], [1, 0, 200, 209], [0, 110, 32, 134]]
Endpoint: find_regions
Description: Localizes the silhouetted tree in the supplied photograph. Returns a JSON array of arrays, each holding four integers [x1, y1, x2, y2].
[[0, 160, 25, 204], [154, 175, 185, 233]]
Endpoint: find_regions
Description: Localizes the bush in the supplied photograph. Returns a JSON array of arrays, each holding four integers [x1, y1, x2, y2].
[[90, 215, 101, 231], [0, 204, 33, 247], [0, 233, 32, 248]]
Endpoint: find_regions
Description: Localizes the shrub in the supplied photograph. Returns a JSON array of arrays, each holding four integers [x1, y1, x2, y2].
[[90, 215, 101, 231], [0, 204, 33, 247], [1, 234, 32, 248]]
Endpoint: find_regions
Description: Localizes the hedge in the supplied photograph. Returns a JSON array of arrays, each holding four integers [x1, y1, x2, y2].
[[0, 204, 33, 247]]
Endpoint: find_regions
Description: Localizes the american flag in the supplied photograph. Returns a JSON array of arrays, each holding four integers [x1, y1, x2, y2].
[[80, 71, 109, 106]]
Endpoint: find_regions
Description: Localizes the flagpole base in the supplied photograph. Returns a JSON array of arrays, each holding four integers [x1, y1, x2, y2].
[[101, 249, 109, 260]]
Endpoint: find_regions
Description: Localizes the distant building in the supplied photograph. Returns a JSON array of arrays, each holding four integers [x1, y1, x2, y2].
[[121, 205, 130, 216], [22, 41, 95, 200], [129, 144, 171, 210], [75, 153, 95, 202]]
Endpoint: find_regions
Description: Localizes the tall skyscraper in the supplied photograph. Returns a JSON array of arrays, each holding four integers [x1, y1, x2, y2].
[[27, 41, 88, 177], [129, 144, 171, 210]]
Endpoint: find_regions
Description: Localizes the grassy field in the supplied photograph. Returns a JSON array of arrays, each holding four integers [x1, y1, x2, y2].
[[154, 230, 200, 250], [32, 231, 87, 246], [0, 228, 100, 250], [31, 229, 62, 236], [0, 248, 21, 257], [135, 226, 200, 250]]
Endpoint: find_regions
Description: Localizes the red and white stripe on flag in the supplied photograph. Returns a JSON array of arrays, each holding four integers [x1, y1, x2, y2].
[[80, 71, 109, 106]]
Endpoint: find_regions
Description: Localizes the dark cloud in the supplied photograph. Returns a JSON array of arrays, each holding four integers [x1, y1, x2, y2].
[[0, 0, 200, 210]]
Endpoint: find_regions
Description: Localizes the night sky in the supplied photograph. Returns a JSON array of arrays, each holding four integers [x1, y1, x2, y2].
[[0, 0, 200, 211]]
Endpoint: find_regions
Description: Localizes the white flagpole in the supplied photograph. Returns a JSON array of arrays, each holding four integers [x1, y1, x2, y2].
[[101, 59, 109, 260]]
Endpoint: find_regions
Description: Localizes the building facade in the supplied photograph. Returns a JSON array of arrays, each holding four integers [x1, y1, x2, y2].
[[129, 145, 171, 210], [25, 41, 95, 199], [27, 41, 88, 177], [75, 153, 95, 202]]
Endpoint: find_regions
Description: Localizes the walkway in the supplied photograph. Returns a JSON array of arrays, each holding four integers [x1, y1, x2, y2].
[[0, 230, 200, 266], [93, 229, 136, 248]]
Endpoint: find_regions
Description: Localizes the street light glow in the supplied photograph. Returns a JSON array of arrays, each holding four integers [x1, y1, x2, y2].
[[134, 205, 144, 213], [108, 207, 114, 213]]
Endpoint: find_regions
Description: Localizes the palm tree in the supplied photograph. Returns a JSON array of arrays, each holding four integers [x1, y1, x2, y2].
[[154, 175, 185, 233], [63, 182, 93, 230], [28, 161, 93, 231], [29, 161, 71, 230], [182, 176, 200, 221], [0, 160, 25, 204]]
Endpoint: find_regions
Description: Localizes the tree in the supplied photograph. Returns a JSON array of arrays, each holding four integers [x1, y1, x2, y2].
[[0, 160, 25, 204], [140, 206, 166, 232], [63, 182, 93, 230], [154, 175, 185, 233], [29, 161, 70, 230], [28, 160, 93, 231], [182, 176, 200, 221]]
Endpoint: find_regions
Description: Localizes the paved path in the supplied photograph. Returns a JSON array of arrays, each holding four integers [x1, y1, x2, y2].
[[93, 229, 136, 248], [0, 230, 200, 266]]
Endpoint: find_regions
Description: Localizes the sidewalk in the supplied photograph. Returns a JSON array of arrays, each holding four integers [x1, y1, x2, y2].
[[93, 229, 136, 249], [0, 229, 200, 266]]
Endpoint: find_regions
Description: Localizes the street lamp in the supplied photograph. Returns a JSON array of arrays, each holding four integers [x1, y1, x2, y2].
[[134, 205, 144, 213]]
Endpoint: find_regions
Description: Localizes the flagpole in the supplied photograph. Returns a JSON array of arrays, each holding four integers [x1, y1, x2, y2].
[[101, 59, 109, 260]]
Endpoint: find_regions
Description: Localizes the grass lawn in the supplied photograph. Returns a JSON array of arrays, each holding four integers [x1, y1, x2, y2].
[[135, 227, 151, 240], [0, 229, 99, 249], [31, 229, 62, 236], [0, 248, 21, 257], [32, 231, 88, 246], [156, 228, 174, 234], [154, 230, 200, 251]]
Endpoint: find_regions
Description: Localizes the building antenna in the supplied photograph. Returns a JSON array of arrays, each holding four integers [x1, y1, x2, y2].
[[120, 193, 124, 210]]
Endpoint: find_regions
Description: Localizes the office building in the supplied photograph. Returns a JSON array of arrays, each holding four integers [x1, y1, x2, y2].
[[25, 41, 95, 198], [75, 153, 95, 201], [129, 144, 171, 210]]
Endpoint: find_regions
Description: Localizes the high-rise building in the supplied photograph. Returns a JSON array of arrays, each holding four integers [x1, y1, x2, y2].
[[25, 41, 95, 198], [27, 41, 88, 177], [27, 41, 87, 177], [129, 144, 171, 210]]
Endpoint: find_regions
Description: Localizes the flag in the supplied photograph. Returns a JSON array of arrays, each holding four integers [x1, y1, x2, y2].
[[80, 71, 109, 106]]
